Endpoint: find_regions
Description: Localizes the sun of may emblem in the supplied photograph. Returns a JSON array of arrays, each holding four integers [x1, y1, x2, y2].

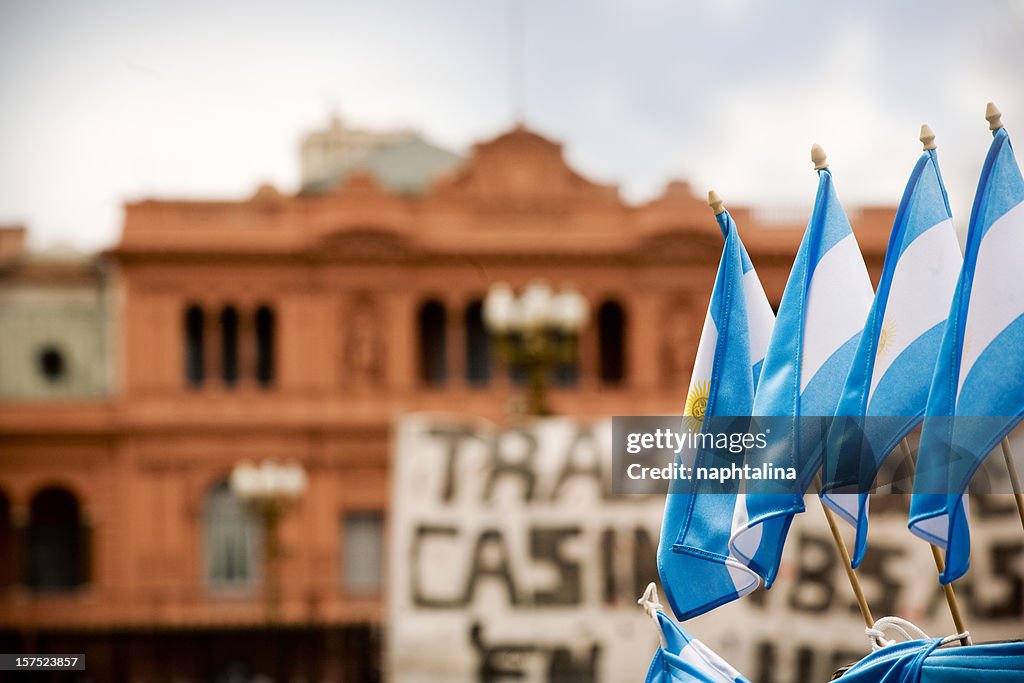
[[684, 380, 710, 429], [877, 319, 897, 358]]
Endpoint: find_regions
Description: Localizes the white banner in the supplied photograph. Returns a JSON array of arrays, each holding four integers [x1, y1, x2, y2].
[[387, 414, 1024, 683]]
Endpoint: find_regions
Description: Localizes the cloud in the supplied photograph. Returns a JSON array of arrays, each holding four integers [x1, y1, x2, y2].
[[0, 0, 1022, 249]]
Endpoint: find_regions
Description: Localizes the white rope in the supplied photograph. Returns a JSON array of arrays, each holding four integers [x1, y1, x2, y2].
[[637, 582, 668, 648], [638, 582, 664, 619], [865, 615, 969, 651]]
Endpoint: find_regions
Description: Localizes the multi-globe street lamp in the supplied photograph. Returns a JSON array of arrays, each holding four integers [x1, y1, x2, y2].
[[229, 460, 307, 622], [483, 280, 588, 416]]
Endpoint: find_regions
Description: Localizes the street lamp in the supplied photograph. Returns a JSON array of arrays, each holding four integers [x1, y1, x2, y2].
[[483, 280, 588, 416], [229, 460, 307, 621]]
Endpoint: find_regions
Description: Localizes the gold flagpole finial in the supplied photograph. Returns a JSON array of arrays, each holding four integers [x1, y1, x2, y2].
[[986, 102, 1003, 131], [707, 189, 725, 215], [811, 144, 828, 170], [920, 124, 936, 151]]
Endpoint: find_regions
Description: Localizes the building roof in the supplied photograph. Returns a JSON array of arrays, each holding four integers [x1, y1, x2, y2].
[[302, 134, 462, 197]]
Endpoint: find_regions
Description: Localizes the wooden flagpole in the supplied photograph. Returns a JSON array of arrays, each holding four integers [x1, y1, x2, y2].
[[998, 438, 1024, 532], [898, 438, 971, 645], [813, 474, 876, 630]]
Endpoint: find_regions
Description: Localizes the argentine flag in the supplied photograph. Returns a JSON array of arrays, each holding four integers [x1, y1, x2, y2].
[[645, 609, 750, 683], [730, 153, 874, 586], [837, 638, 1024, 683], [657, 202, 774, 620], [910, 113, 1024, 584], [823, 130, 962, 568]]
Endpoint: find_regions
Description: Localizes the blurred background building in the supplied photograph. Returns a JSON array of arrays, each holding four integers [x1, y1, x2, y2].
[[0, 228, 112, 401], [0, 116, 899, 681]]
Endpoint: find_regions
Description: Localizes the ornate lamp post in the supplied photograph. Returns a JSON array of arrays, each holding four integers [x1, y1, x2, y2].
[[483, 280, 588, 416], [229, 460, 307, 622]]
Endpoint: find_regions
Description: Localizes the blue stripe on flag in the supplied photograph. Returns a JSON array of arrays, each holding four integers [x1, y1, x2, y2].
[[822, 147, 959, 568], [657, 209, 770, 619], [910, 126, 1024, 583], [732, 168, 873, 586]]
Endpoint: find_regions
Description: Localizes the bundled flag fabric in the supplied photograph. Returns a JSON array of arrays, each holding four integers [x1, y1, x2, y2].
[[910, 112, 1024, 583], [730, 153, 875, 586], [644, 607, 751, 683], [823, 130, 962, 568], [657, 202, 774, 620], [835, 638, 1024, 682]]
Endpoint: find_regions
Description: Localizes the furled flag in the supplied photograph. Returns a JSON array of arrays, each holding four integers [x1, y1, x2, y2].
[[822, 127, 962, 568], [730, 148, 874, 586], [909, 105, 1024, 583], [657, 196, 774, 620], [836, 638, 1024, 682], [640, 584, 751, 683]]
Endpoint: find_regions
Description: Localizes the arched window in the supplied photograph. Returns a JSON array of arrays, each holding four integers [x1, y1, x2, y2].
[[0, 491, 12, 590], [597, 300, 626, 385], [203, 481, 261, 587], [220, 306, 239, 387], [255, 305, 276, 387], [418, 300, 447, 386], [25, 487, 88, 591], [464, 299, 490, 386], [185, 305, 205, 387]]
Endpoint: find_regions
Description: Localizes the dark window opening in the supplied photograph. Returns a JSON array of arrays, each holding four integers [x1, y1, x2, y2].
[[185, 305, 205, 387], [25, 487, 88, 592], [598, 300, 626, 385], [37, 346, 66, 383], [220, 307, 239, 387], [256, 305, 275, 387], [418, 300, 447, 386], [464, 300, 490, 386], [0, 492, 12, 588]]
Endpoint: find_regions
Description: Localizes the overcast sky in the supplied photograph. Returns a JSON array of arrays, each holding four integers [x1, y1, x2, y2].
[[1, 0, 1022, 250]]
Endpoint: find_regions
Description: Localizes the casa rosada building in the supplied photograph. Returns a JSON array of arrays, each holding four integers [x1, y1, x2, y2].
[[0, 125, 893, 680]]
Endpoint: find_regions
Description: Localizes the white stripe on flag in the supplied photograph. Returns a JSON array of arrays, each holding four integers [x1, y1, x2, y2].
[[677, 638, 744, 683], [744, 269, 774, 365], [730, 493, 761, 560], [800, 234, 874, 392], [869, 218, 961, 399], [823, 492, 861, 526], [958, 200, 1024, 390]]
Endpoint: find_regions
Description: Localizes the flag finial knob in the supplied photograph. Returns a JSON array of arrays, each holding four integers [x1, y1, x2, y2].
[[707, 189, 725, 215], [986, 102, 1003, 131], [811, 144, 828, 170], [920, 124, 936, 151]]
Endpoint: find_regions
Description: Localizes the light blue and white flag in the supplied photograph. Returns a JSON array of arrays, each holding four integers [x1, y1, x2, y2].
[[730, 161, 874, 586], [910, 120, 1024, 584], [823, 139, 961, 568], [837, 638, 1024, 683], [645, 609, 751, 683], [657, 206, 774, 620]]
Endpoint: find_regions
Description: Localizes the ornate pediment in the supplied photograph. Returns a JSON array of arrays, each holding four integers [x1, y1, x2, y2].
[[316, 227, 413, 261], [331, 170, 393, 199], [426, 125, 620, 211], [635, 229, 724, 264]]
